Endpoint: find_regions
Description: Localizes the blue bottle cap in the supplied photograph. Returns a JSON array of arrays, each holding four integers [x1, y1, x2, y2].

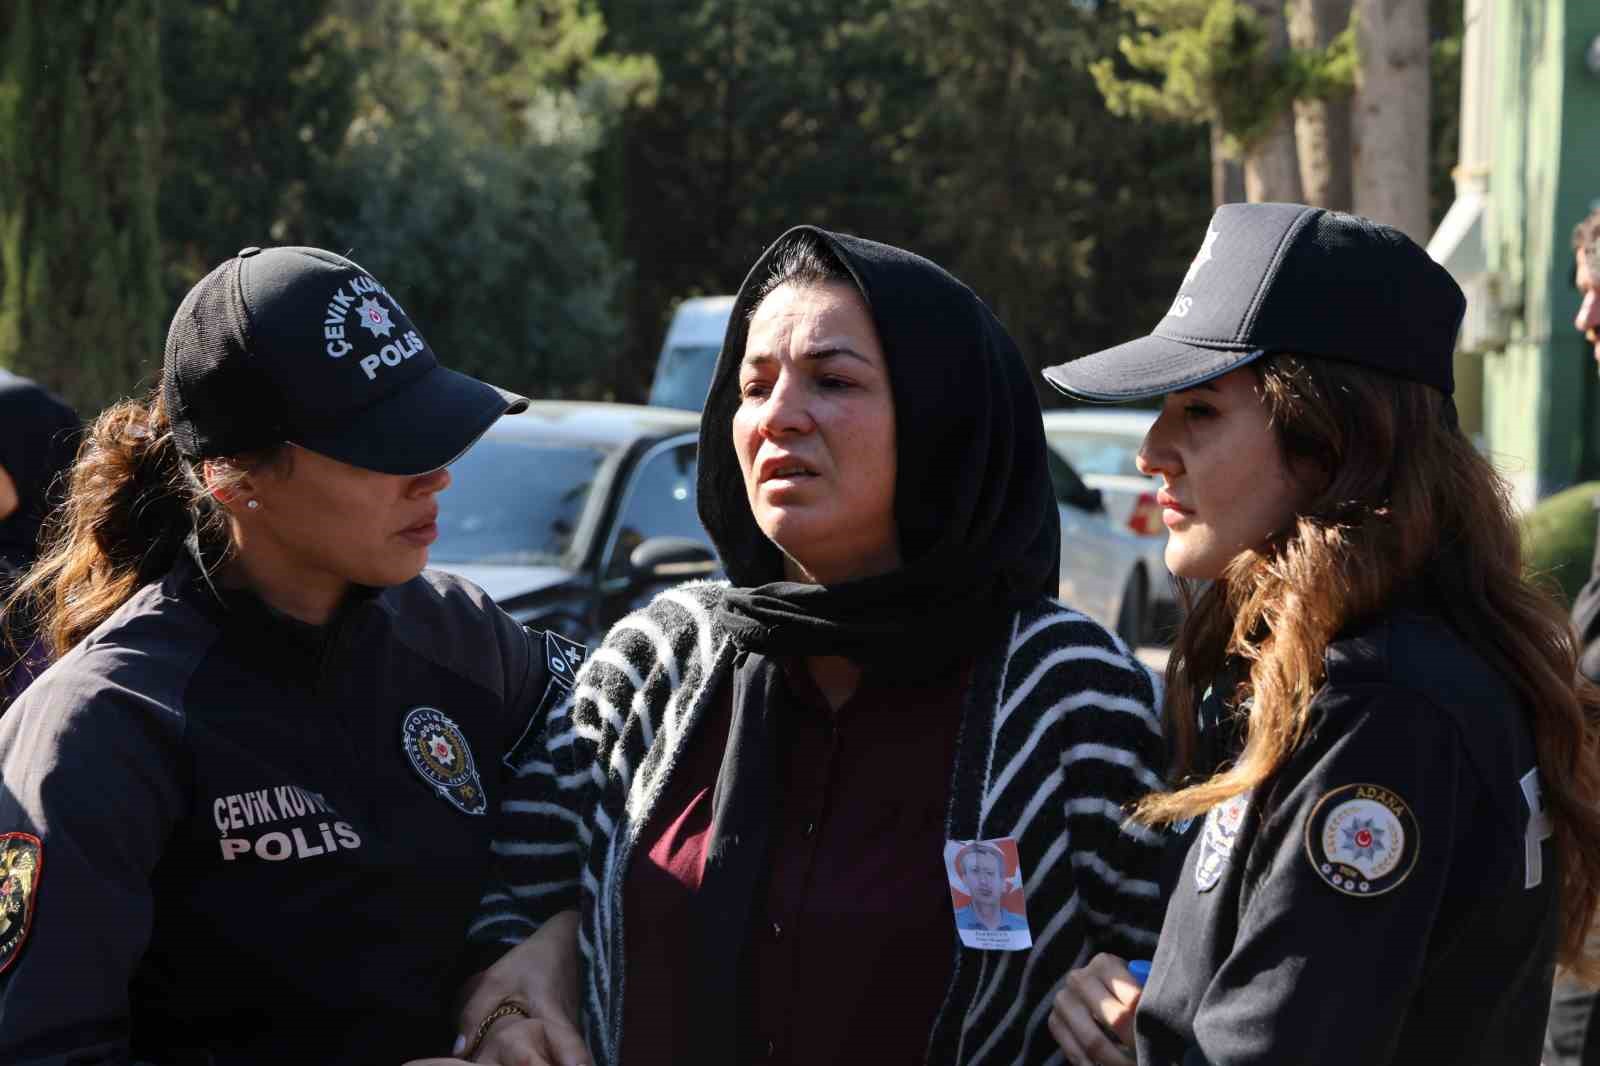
[[1127, 959, 1152, 987]]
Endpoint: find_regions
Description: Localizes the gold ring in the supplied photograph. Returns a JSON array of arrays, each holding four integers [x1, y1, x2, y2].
[[464, 999, 532, 1059]]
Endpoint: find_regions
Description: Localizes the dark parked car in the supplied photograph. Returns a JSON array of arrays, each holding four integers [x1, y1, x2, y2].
[[428, 401, 716, 646]]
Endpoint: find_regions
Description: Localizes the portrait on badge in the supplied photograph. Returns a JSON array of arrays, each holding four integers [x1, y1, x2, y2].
[[945, 838, 1033, 950]]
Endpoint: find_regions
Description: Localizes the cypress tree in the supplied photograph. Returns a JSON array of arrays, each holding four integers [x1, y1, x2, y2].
[[0, 0, 164, 410]]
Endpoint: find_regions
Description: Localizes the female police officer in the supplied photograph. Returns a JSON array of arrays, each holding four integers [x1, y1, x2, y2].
[[0, 247, 568, 1064], [1043, 203, 1600, 1066]]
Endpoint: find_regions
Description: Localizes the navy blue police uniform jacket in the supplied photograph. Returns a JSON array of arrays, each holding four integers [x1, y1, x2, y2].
[[0, 550, 573, 1065], [1136, 606, 1560, 1066]]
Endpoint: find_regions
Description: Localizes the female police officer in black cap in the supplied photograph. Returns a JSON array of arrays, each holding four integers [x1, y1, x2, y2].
[[1043, 203, 1600, 1066], [0, 247, 571, 1064]]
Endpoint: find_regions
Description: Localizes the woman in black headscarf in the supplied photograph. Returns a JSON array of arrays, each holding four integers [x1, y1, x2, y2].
[[457, 228, 1166, 1066], [0, 370, 80, 704]]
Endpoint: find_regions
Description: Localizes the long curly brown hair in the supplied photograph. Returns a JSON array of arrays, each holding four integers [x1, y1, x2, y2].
[[1137, 354, 1600, 977]]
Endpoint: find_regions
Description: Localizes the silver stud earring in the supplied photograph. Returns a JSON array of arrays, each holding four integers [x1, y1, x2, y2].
[[245, 499, 259, 510]]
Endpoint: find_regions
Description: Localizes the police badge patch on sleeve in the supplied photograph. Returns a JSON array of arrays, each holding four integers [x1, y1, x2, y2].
[[401, 707, 487, 816], [0, 832, 42, 975], [1194, 792, 1251, 892], [1304, 783, 1420, 897]]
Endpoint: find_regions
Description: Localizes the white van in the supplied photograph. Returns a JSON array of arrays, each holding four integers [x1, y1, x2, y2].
[[647, 295, 736, 411]]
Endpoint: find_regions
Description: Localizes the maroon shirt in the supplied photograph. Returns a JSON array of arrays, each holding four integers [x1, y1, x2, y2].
[[622, 658, 968, 1065]]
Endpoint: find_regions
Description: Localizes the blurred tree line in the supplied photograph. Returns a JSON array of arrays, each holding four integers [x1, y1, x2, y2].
[[0, 0, 1458, 413]]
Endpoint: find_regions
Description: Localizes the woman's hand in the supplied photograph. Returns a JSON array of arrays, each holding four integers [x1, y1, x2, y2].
[[1048, 953, 1142, 1066], [453, 909, 587, 1066]]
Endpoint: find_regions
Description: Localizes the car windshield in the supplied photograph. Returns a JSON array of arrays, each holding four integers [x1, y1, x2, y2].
[[648, 343, 720, 411], [1045, 430, 1145, 478], [431, 437, 611, 566]]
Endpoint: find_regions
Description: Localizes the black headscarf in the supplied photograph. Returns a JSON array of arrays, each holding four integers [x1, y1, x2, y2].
[[684, 229, 1058, 1059], [0, 372, 80, 573], [696, 226, 1060, 671]]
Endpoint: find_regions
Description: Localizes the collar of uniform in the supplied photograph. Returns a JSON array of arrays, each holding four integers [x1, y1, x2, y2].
[[1323, 579, 1436, 678], [170, 543, 385, 666]]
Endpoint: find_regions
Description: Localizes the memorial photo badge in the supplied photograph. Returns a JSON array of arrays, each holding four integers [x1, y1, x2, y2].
[[1194, 791, 1251, 892], [1304, 782, 1419, 897], [401, 707, 487, 816], [943, 837, 1033, 952], [0, 832, 41, 975]]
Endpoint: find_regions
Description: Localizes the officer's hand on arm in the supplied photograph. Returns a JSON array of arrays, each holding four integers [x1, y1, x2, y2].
[[453, 909, 586, 1066], [1050, 953, 1141, 1066]]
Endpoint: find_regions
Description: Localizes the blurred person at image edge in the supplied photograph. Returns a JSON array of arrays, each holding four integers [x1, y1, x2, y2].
[[0, 371, 80, 705], [1545, 203, 1600, 1066]]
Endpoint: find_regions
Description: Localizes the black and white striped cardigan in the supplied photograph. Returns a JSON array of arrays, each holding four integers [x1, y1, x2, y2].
[[477, 582, 1167, 1066]]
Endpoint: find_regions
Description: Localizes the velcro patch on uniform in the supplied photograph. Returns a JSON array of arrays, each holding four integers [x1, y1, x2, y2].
[[544, 631, 587, 690], [0, 832, 42, 975], [1303, 783, 1419, 897]]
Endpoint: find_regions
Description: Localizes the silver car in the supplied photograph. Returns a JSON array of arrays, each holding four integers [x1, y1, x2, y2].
[[1042, 408, 1175, 636], [1044, 445, 1159, 648]]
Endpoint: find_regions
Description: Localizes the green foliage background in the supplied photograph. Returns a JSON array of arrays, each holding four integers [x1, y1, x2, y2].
[[1522, 480, 1600, 607], [0, 0, 1461, 414], [1090, 0, 1357, 155], [0, 0, 165, 407]]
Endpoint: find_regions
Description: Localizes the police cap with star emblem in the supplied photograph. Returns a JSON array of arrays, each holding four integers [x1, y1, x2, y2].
[[163, 246, 528, 475], [1042, 203, 1465, 402]]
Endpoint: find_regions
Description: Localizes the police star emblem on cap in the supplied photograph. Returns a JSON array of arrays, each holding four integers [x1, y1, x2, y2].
[[355, 296, 395, 339]]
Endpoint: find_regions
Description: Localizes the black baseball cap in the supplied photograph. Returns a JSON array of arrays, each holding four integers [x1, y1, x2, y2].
[[1043, 203, 1466, 402], [162, 246, 528, 475]]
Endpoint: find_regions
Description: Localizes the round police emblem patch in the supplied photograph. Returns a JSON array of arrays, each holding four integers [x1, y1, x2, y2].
[[1193, 792, 1251, 892], [1303, 783, 1419, 897], [401, 707, 487, 816]]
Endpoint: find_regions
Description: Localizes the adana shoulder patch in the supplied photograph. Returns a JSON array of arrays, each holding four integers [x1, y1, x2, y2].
[[0, 832, 42, 974], [1304, 783, 1419, 897]]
